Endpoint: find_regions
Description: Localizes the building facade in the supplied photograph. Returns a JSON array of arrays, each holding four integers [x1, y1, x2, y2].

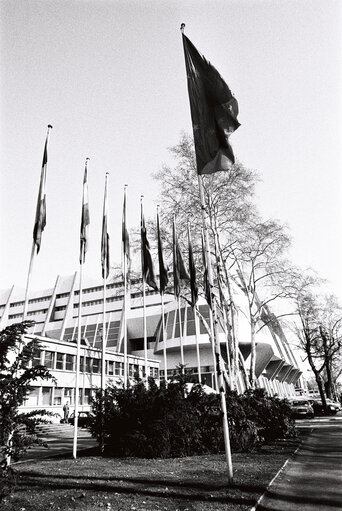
[[0, 272, 302, 418]]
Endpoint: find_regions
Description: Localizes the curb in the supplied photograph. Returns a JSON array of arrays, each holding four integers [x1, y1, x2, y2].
[[249, 428, 312, 511]]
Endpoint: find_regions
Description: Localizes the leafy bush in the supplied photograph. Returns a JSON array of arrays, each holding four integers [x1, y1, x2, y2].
[[90, 379, 295, 458]]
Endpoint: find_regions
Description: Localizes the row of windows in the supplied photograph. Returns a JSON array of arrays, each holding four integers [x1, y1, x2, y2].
[[25, 386, 94, 407], [9, 296, 52, 308], [32, 349, 159, 378]]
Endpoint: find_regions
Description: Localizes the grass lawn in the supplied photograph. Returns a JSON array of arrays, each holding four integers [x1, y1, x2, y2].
[[0, 439, 300, 511]]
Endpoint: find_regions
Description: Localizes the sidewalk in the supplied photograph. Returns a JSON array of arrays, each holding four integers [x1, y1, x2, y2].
[[255, 417, 342, 510], [16, 423, 97, 463]]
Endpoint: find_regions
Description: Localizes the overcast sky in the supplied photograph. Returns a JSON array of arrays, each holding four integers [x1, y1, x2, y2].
[[1, 0, 341, 301]]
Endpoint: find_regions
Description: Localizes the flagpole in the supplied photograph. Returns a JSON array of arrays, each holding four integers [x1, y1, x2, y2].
[[161, 292, 167, 381], [141, 196, 148, 387], [23, 242, 36, 321], [197, 172, 233, 483], [123, 185, 128, 389], [194, 307, 201, 383], [23, 125, 52, 321], [178, 297, 185, 370], [73, 265, 82, 459]]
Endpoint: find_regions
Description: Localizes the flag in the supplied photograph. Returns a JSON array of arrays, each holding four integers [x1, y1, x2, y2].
[[173, 217, 190, 298], [182, 33, 240, 175], [122, 188, 131, 278], [141, 203, 158, 291], [79, 158, 90, 265], [202, 231, 211, 307], [157, 211, 169, 294], [188, 224, 198, 307], [101, 174, 110, 279], [33, 125, 52, 253]]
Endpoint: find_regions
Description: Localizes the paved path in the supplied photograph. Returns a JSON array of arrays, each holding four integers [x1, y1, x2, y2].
[[16, 423, 97, 463], [256, 415, 342, 510]]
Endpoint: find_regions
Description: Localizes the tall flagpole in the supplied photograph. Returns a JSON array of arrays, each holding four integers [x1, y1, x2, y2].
[[73, 157, 90, 459], [198, 173, 233, 483], [194, 307, 201, 383], [161, 292, 167, 381], [73, 265, 82, 459], [178, 297, 185, 369], [23, 125, 52, 321], [157, 205, 168, 381], [123, 185, 128, 389], [141, 196, 148, 386]]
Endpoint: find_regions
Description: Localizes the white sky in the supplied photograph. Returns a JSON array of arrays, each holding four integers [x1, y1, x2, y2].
[[1, 0, 341, 301]]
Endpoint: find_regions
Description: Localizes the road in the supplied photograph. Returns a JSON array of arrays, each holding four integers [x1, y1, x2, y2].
[[255, 413, 342, 510]]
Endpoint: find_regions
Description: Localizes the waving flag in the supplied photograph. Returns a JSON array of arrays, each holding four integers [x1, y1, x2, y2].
[[122, 187, 131, 279], [141, 203, 158, 291], [79, 158, 90, 265], [157, 211, 169, 294], [188, 224, 198, 307], [173, 217, 189, 298], [182, 32, 240, 174], [33, 125, 52, 253], [101, 173, 110, 279]]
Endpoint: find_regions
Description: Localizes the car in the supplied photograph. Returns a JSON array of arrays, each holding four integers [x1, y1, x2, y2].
[[309, 399, 338, 416], [289, 399, 314, 419], [68, 411, 93, 428]]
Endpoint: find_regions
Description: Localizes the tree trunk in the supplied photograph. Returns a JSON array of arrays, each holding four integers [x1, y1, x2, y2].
[[320, 327, 333, 399], [306, 343, 327, 411], [250, 317, 257, 388]]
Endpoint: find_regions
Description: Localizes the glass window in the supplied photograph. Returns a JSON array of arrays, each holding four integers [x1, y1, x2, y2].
[[65, 354, 75, 371], [56, 353, 64, 370], [79, 356, 84, 372], [44, 351, 55, 369], [84, 388, 91, 405], [25, 387, 40, 406], [92, 358, 100, 374], [54, 387, 63, 405], [107, 360, 114, 376], [114, 361, 123, 376], [85, 357, 92, 373], [64, 387, 74, 405], [32, 348, 41, 367], [42, 387, 52, 406]]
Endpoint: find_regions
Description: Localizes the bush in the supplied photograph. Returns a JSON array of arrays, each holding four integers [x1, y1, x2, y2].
[[89, 380, 295, 458]]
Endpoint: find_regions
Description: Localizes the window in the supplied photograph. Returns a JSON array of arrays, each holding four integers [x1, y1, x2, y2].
[[84, 388, 92, 405], [54, 388, 63, 405], [32, 348, 41, 367], [65, 354, 75, 371], [92, 359, 100, 374], [44, 351, 54, 369], [114, 361, 123, 376], [107, 360, 114, 376], [42, 387, 52, 406], [85, 357, 92, 373], [129, 364, 139, 377], [25, 387, 39, 406], [64, 387, 74, 405], [79, 356, 84, 372], [56, 353, 64, 370]]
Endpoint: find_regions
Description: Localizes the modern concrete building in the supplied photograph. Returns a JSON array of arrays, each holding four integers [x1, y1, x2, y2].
[[0, 271, 302, 418]]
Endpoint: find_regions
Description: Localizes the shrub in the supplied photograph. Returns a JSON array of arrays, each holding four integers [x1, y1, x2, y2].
[[89, 380, 295, 458]]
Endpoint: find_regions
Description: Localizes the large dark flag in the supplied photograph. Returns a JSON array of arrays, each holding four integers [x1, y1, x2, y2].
[[157, 211, 169, 294], [173, 217, 190, 299], [188, 224, 198, 307], [141, 203, 158, 291], [122, 187, 131, 278], [33, 125, 52, 253], [79, 158, 90, 265], [101, 173, 110, 279], [201, 231, 212, 307], [182, 31, 240, 175]]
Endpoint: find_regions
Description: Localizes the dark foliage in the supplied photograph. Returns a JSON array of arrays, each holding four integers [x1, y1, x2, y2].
[[89, 378, 295, 458], [0, 322, 56, 469]]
